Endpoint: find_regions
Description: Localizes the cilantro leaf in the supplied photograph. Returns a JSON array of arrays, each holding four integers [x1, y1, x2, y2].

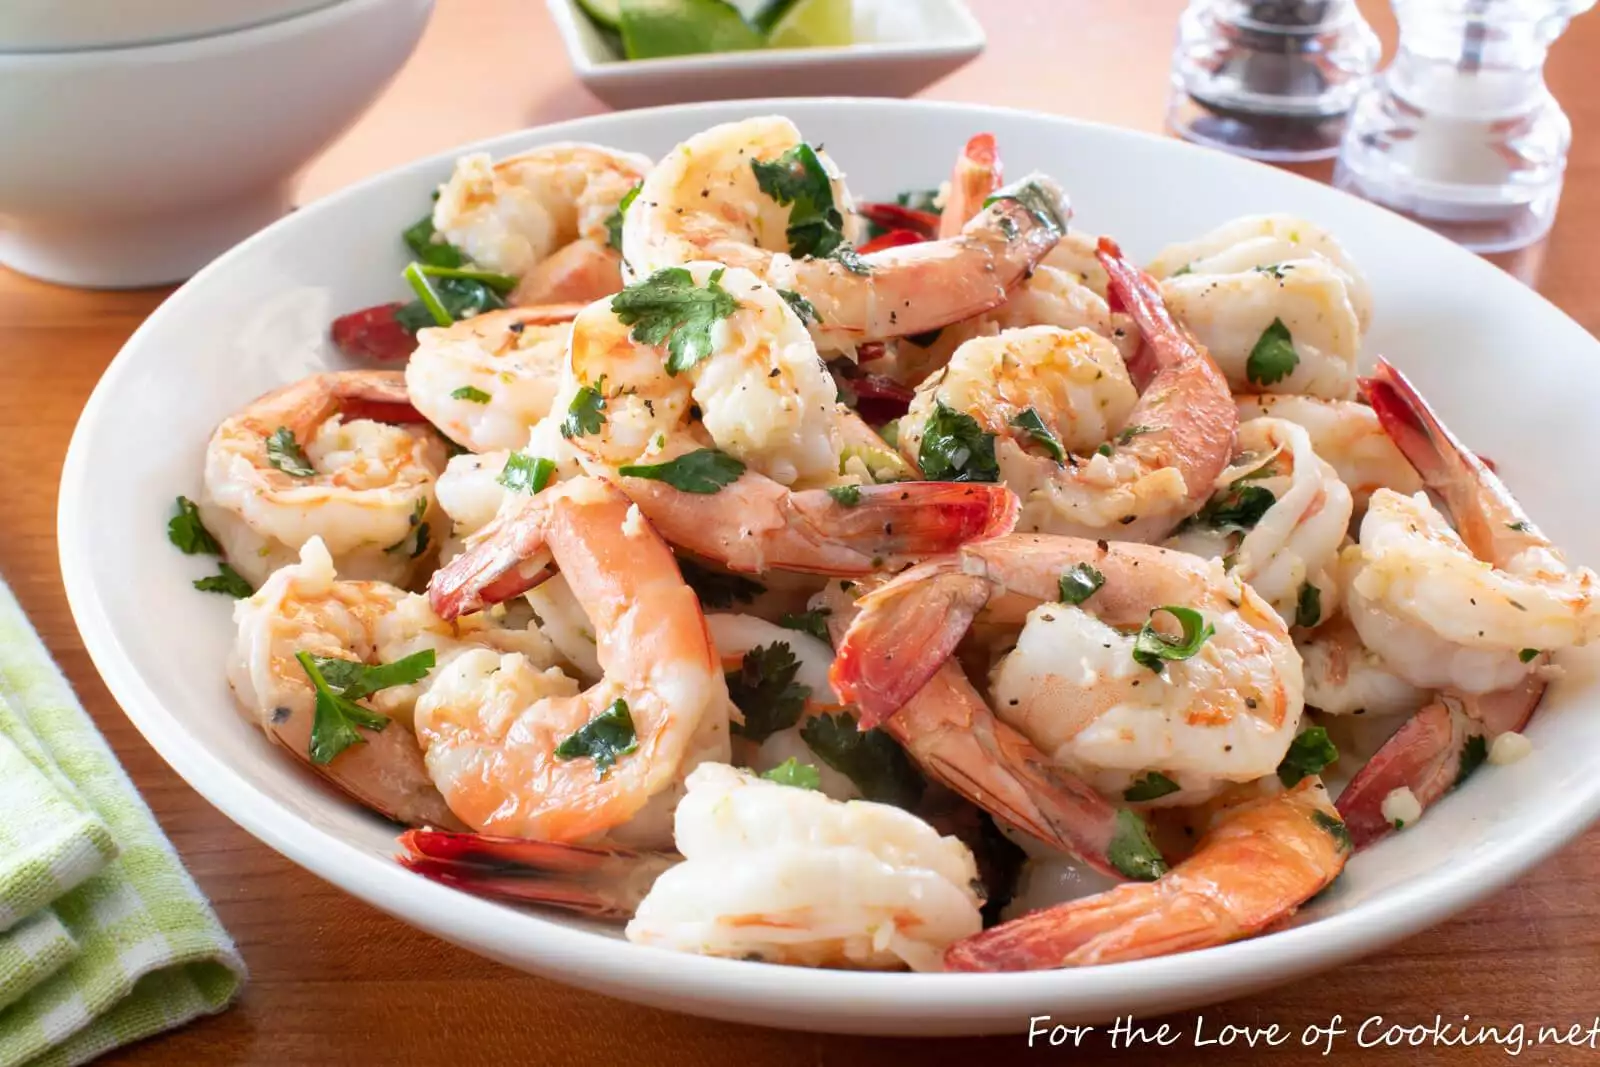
[[1058, 563, 1105, 606], [561, 383, 607, 439], [750, 144, 848, 258], [401, 266, 508, 329], [1277, 726, 1338, 786], [830, 247, 871, 275], [168, 496, 221, 555], [981, 178, 1066, 237], [554, 698, 638, 777], [451, 385, 492, 403], [1246, 317, 1299, 386], [1107, 808, 1168, 880], [779, 609, 832, 643], [604, 183, 641, 253], [1123, 771, 1181, 802], [295, 650, 434, 765], [799, 712, 924, 809], [383, 498, 430, 559], [1132, 606, 1215, 673], [761, 758, 822, 791], [618, 448, 745, 494], [497, 453, 555, 494], [1195, 484, 1277, 533], [611, 267, 742, 375], [1519, 647, 1541, 663], [727, 642, 810, 743], [266, 427, 315, 477], [1010, 407, 1065, 463], [827, 484, 862, 507], [1294, 582, 1323, 629], [193, 564, 253, 598], [918, 400, 999, 483], [403, 214, 465, 268], [1311, 809, 1353, 853], [778, 288, 819, 325], [678, 558, 764, 609]]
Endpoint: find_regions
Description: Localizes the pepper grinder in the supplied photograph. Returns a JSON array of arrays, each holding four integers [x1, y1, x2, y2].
[[1167, 0, 1381, 162], [1334, 0, 1594, 253]]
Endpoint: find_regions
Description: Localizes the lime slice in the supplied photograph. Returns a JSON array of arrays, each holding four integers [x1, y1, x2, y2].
[[761, 0, 852, 48], [619, 0, 765, 59], [575, 0, 624, 31]]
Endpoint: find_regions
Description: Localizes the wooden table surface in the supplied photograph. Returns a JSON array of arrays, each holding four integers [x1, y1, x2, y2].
[[3, 1, 1599, 1063]]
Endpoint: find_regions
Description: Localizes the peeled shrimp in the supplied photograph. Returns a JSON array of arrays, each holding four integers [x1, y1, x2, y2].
[[1299, 612, 1430, 719], [405, 308, 573, 453], [621, 116, 1068, 348], [1345, 365, 1599, 692], [1167, 416, 1352, 626], [415, 478, 730, 843], [432, 143, 651, 304], [944, 778, 1349, 970], [1147, 213, 1373, 331], [899, 240, 1235, 543], [229, 537, 551, 829], [543, 264, 1018, 577], [1237, 393, 1421, 512], [834, 533, 1305, 807], [1160, 258, 1361, 399], [400, 763, 983, 971], [626, 763, 982, 971], [200, 370, 447, 589]]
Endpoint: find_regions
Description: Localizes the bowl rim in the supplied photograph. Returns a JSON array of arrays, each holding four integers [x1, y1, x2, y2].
[[0, 0, 401, 66], [59, 96, 1600, 1030], [544, 0, 986, 78]]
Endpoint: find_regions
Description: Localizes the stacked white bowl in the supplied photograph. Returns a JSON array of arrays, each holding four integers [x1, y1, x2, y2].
[[0, 0, 434, 288]]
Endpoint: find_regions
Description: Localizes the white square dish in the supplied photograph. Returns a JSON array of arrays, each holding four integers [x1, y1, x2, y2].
[[544, 0, 985, 109]]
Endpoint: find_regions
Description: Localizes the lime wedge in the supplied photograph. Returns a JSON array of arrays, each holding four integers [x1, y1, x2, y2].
[[575, 0, 624, 31], [619, 0, 765, 59], [761, 0, 852, 48]]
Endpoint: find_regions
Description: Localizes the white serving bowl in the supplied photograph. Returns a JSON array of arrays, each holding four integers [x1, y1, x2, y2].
[[60, 99, 1600, 1035], [0, 0, 342, 52], [545, 0, 984, 110], [0, 0, 433, 288]]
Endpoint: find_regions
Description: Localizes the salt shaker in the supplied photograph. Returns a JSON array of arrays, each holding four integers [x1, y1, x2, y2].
[[1334, 0, 1595, 253], [1167, 0, 1380, 161]]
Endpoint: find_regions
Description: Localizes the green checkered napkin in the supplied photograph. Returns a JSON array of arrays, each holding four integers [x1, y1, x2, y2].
[[0, 580, 245, 1067]]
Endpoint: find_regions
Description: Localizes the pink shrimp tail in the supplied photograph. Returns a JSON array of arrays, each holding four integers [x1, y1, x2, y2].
[[427, 499, 556, 619], [1359, 359, 1470, 491], [963, 132, 999, 170], [1097, 236, 1192, 390], [831, 561, 991, 728]]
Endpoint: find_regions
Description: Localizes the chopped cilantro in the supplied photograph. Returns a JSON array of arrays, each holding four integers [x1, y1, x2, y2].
[[727, 642, 809, 743], [1277, 726, 1338, 786], [168, 496, 221, 555], [981, 178, 1065, 236], [497, 453, 555, 494], [678, 558, 765, 609], [918, 400, 999, 483], [450, 385, 492, 403], [1107, 809, 1168, 880], [1456, 733, 1489, 787], [1132, 606, 1215, 673], [1123, 771, 1181, 802], [1310, 809, 1353, 852], [1294, 582, 1323, 629], [1519, 648, 1541, 663], [296, 649, 434, 765], [554, 699, 639, 777], [611, 267, 741, 374], [1058, 563, 1105, 606], [193, 564, 253, 599], [799, 712, 924, 809], [1010, 408, 1065, 463], [618, 448, 745, 493], [779, 609, 832, 643], [778, 289, 819, 325], [1246, 317, 1299, 386], [402, 214, 464, 268], [750, 143, 848, 258], [265, 427, 315, 477], [761, 758, 821, 791], [561, 382, 607, 439], [827, 484, 862, 507], [604, 183, 642, 253]]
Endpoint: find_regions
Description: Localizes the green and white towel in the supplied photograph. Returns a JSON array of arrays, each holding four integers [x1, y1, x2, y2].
[[0, 580, 244, 1067]]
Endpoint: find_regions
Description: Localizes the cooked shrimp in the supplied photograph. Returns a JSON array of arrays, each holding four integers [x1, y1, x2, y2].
[[834, 533, 1305, 806], [541, 264, 1018, 577], [621, 116, 1068, 348], [1166, 416, 1352, 627], [1237, 393, 1421, 512], [1147, 213, 1373, 331], [398, 763, 983, 969], [1346, 366, 1600, 692], [938, 133, 1003, 239], [414, 478, 730, 843], [432, 143, 652, 303], [200, 370, 448, 589], [625, 763, 982, 971], [899, 240, 1235, 543], [1160, 258, 1361, 399], [815, 581, 1162, 880], [944, 778, 1349, 970], [405, 308, 572, 453], [1299, 612, 1430, 718]]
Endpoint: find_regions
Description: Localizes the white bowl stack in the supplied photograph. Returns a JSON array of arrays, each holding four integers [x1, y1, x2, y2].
[[0, 0, 435, 288]]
